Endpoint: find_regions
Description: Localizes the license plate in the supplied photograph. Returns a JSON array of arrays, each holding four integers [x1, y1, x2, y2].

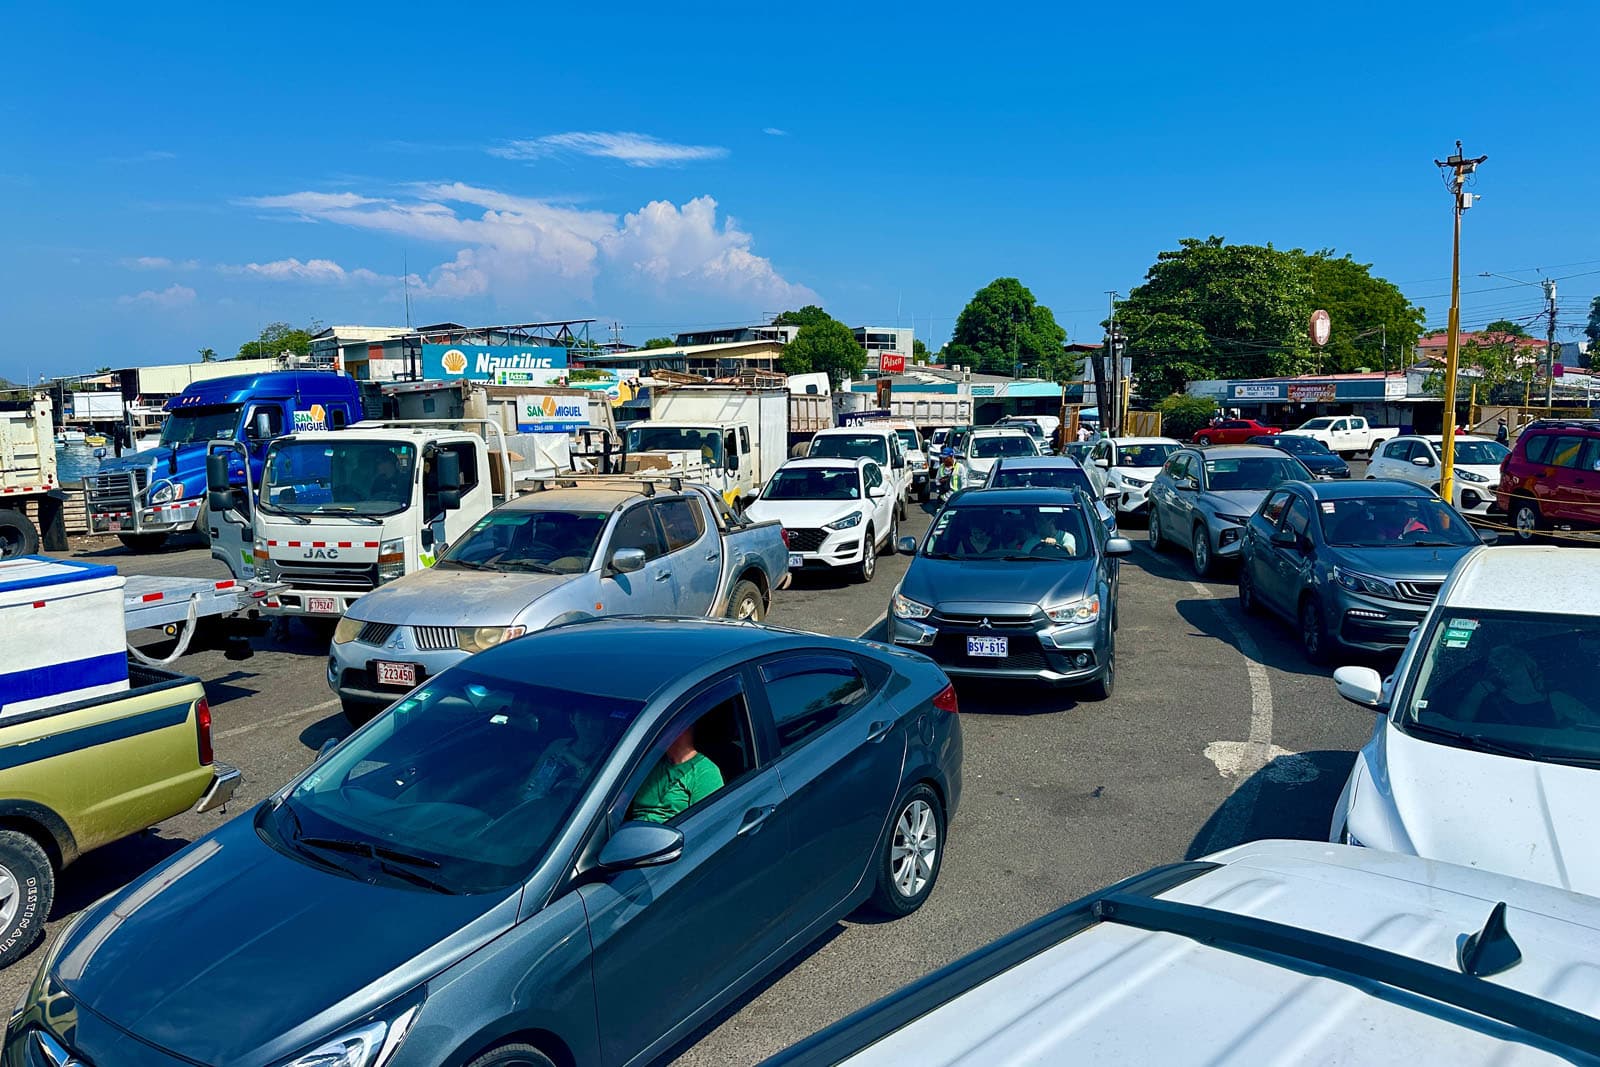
[[108, 519, 122, 532], [375, 661, 417, 687], [307, 596, 338, 615], [967, 636, 1009, 657], [788, 553, 804, 569]]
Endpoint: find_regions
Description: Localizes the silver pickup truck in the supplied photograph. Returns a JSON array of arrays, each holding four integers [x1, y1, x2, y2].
[[326, 481, 790, 724]]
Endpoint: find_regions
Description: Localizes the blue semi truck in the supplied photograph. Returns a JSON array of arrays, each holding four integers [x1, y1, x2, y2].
[[86, 370, 363, 552]]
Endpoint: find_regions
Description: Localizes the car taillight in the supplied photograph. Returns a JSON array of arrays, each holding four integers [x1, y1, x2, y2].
[[780, 527, 790, 548], [932, 683, 958, 715], [196, 697, 214, 765]]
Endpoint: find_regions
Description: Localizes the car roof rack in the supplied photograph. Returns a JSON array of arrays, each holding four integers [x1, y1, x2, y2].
[[528, 475, 686, 497]]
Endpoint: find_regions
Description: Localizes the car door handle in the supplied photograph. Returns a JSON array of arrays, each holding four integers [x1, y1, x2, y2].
[[654, 571, 672, 582], [737, 803, 779, 837], [867, 719, 895, 743], [705, 552, 720, 562]]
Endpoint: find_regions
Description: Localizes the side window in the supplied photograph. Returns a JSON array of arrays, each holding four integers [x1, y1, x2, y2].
[[329, 406, 348, 430], [610, 504, 665, 562], [1581, 439, 1600, 472], [864, 463, 883, 490], [1383, 439, 1411, 461], [1092, 441, 1110, 464], [1167, 454, 1191, 481], [1550, 435, 1588, 468], [1523, 433, 1553, 465], [760, 655, 872, 754], [654, 498, 705, 553], [624, 682, 755, 825], [1260, 490, 1292, 526], [739, 426, 750, 455], [1331, 419, 1349, 432], [1283, 496, 1313, 539], [246, 405, 284, 440]]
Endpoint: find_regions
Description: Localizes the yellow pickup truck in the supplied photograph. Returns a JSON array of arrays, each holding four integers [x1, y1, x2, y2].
[[0, 660, 239, 967]]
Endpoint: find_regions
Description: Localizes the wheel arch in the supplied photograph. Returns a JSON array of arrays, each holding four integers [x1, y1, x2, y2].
[[735, 565, 771, 607], [0, 803, 76, 871], [450, 1028, 576, 1067]]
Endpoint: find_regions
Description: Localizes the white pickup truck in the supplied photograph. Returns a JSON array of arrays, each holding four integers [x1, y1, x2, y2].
[[1278, 415, 1392, 458]]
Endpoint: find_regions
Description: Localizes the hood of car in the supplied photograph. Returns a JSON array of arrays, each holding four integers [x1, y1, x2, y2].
[[1325, 545, 1473, 580], [1299, 453, 1349, 473], [746, 497, 866, 530], [52, 815, 515, 1065], [1199, 488, 1271, 517], [1381, 723, 1600, 894], [901, 556, 1096, 615], [348, 564, 573, 626]]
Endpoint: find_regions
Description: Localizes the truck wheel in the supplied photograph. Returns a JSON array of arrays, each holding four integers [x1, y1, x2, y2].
[[0, 509, 40, 559], [117, 533, 169, 552], [0, 830, 55, 966], [193, 500, 212, 547], [726, 579, 765, 622], [341, 696, 384, 728]]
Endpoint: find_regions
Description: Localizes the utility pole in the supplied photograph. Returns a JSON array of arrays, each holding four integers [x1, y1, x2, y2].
[[1543, 278, 1558, 407], [1105, 291, 1119, 435], [1433, 141, 1487, 510]]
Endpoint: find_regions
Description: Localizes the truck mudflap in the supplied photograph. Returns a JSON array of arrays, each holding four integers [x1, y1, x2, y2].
[[194, 762, 242, 813]]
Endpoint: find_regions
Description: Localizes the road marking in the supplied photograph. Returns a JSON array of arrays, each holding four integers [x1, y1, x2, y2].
[[1185, 576, 1277, 776], [215, 697, 340, 740]]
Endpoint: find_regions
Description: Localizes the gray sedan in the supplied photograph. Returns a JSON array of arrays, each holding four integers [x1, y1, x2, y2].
[[1148, 444, 1313, 578], [8, 619, 961, 1067]]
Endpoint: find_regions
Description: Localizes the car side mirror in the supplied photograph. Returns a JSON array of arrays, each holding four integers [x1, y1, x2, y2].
[[1105, 537, 1133, 557], [1478, 529, 1499, 545], [896, 535, 917, 555], [1411, 455, 1434, 467], [1333, 665, 1386, 709], [423, 517, 447, 555], [433, 450, 463, 492], [1176, 478, 1197, 492], [1271, 527, 1298, 548], [599, 823, 684, 871], [610, 547, 647, 574], [868, 484, 887, 498], [1094, 457, 1110, 468], [1102, 487, 1120, 502]]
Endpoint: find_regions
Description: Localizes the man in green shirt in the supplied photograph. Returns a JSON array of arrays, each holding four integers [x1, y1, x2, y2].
[[627, 724, 725, 824]]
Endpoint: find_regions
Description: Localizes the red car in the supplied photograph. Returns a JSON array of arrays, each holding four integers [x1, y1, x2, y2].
[[1495, 418, 1600, 540], [1193, 419, 1280, 445]]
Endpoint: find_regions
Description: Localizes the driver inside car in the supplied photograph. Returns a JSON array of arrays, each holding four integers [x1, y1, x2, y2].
[[1022, 510, 1077, 555], [627, 721, 724, 824]]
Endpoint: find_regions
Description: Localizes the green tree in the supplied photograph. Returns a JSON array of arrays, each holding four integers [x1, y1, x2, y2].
[[773, 305, 834, 330], [198, 347, 218, 363], [1585, 297, 1600, 362], [912, 338, 931, 364], [1155, 393, 1218, 440], [1426, 332, 1533, 402], [237, 321, 315, 361], [642, 337, 677, 349], [946, 278, 1067, 376], [1483, 318, 1532, 338], [1295, 251, 1426, 373], [779, 320, 867, 385]]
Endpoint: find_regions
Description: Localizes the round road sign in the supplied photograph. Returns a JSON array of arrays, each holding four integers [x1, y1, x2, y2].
[[1309, 309, 1331, 347]]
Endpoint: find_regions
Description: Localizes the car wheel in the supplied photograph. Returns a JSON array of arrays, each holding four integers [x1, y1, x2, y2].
[[0, 830, 54, 967], [1510, 498, 1542, 542], [1191, 525, 1214, 579], [1238, 561, 1260, 615], [867, 783, 945, 917], [726, 579, 765, 622], [0, 509, 40, 559], [1300, 595, 1330, 665], [341, 696, 384, 729], [464, 1043, 558, 1067], [897, 496, 908, 521], [1147, 508, 1165, 552], [855, 528, 877, 583], [889, 505, 900, 547], [117, 532, 169, 552], [1081, 630, 1115, 701]]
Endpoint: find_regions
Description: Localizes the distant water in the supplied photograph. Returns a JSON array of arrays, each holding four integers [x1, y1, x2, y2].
[[55, 443, 105, 485]]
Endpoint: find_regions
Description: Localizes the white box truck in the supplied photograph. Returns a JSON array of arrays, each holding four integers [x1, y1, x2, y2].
[[0, 393, 68, 558], [630, 385, 790, 507]]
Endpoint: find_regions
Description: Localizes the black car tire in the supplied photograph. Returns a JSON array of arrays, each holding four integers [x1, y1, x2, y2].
[[117, 532, 169, 552], [464, 1043, 557, 1067], [193, 499, 212, 546], [341, 696, 384, 729], [0, 830, 55, 966], [854, 527, 877, 583], [1510, 497, 1543, 543], [1081, 630, 1115, 701], [1238, 561, 1260, 615], [1147, 508, 1165, 553], [866, 783, 945, 918], [1197, 435, 1213, 446], [0, 509, 40, 559], [1300, 595, 1330, 665], [726, 579, 765, 622], [1191, 524, 1214, 579]]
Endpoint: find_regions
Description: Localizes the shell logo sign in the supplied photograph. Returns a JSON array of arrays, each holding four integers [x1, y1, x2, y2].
[[440, 348, 468, 375]]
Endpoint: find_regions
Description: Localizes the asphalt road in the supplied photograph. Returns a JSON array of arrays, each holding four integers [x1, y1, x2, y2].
[[6, 486, 1381, 1062]]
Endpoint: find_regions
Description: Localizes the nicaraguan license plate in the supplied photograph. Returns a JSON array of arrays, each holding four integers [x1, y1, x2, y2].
[[967, 636, 1008, 657], [788, 553, 804, 569], [306, 596, 338, 615], [375, 661, 416, 687]]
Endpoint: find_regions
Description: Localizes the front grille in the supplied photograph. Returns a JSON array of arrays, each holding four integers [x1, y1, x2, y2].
[[85, 468, 148, 512], [412, 625, 458, 651], [1394, 580, 1443, 604], [928, 631, 1051, 672], [932, 610, 1037, 629], [357, 621, 397, 645], [276, 560, 379, 592], [788, 528, 827, 552]]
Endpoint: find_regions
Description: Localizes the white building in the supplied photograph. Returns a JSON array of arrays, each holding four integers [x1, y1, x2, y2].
[[852, 326, 914, 370]]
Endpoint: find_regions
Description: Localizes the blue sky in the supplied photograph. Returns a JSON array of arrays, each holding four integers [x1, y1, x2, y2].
[[4, 1, 1599, 383]]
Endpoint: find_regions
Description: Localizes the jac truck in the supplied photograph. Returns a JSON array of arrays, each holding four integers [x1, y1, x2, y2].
[[626, 384, 790, 507], [0, 393, 68, 559], [87, 370, 363, 552]]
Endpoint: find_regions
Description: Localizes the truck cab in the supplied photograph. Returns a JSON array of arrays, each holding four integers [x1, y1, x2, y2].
[[87, 370, 362, 552], [209, 425, 498, 620], [622, 422, 751, 505]]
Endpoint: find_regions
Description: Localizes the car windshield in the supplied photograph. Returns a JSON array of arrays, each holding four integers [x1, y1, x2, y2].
[[1318, 496, 1479, 547], [970, 435, 1038, 459], [626, 426, 722, 465], [763, 466, 861, 501], [159, 405, 240, 445], [1203, 455, 1305, 491], [1449, 439, 1510, 465], [1118, 443, 1178, 468], [1298, 418, 1338, 430], [1267, 435, 1333, 455], [923, 503, 1092, 560], [440, 508, 608, 574], [1003, 421, 1044, 439], [261, 440, 416, 517], [267, 668, 640, 893], [810, 434, 889, 464], [1400, 610, 1600, 769], [894, 429, 920, 452], [990, 465, 1093, 495]]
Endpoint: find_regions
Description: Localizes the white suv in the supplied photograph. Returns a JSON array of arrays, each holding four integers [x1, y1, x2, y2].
[[1365, 434, 1509, 516], [959, 428, 1039, 488], [807, 426, 911, 515], [746, 457, 899, 582], [1090, 436, 1183, 516]]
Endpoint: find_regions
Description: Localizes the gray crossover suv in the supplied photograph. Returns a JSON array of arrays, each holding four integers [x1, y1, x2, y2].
[[1148, 444, 1312, 578]]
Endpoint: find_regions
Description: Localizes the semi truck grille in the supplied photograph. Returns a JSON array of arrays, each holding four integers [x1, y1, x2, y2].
[[275, 560, 379, 592], [787, 528, 827, 552], [86, 468, 148, 512], [356, 621, 397, 645], [412, 625, 458, 651]]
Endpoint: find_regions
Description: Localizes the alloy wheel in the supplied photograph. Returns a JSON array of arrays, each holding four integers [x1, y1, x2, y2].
[[891, 799, 939, 898], [0, 863, 18, 933], [735, 593, 761, 620], [1512, 501, 1539, 541]]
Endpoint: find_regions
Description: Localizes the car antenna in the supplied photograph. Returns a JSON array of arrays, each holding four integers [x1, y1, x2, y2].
[[1458, 901, 1522, 978]]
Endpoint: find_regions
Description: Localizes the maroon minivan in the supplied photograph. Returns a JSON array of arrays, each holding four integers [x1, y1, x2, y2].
[[1496, 418, 1600, 539]]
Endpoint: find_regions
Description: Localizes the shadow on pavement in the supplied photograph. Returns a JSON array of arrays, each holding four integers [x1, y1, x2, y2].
[[199, 669, 264, 708], [1174, 596, 1398, 682], [51, 830, 193, 917], [298, 711, 351, 753], [1184, 749, 1359, 859], [954, 678, 1082, 716]]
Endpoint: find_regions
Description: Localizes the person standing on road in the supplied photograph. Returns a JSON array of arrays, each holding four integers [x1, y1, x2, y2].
[[1496, 418, 1509, 445], [938, 448, 962, 500], [1076, 423, 1092, 443]]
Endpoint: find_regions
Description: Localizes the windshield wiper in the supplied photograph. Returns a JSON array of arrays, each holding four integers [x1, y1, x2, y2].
[[267, 507, 312, 524], [1404, 539, 1462, 547], [298, 835, 442, 868], [504, 561, 560, 574], [439, 558, 484, 570]]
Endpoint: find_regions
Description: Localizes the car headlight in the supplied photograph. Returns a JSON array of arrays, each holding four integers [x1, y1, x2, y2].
[[378, 537, 406, 582], [1333, 566, 1398, 599], [1456, 469, 1488, 483], [332, 617, 364, 645], [1120, 473, 1151, 487], [892, 591, 932, 619], [1215, 513, 1251, 526], [826, 511, 864, 531], [1046, 594, 1100, 624], [456, 625, 528, 654], [149, 480, 182, 505], [277, 995, 422, 1067]]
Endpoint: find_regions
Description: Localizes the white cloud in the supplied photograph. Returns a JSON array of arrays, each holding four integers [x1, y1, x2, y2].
[[126, 255, 198, 271], [118, 284, 196, 308], [490, 131, 728, 168], [218, 257, 393, 286], [602, 197, 817, 306], [762, 127, 788, 136]]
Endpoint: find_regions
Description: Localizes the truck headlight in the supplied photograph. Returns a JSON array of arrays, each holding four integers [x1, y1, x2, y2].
[[457, 625, 527, 654], [276, 993, 422, 1067], [826, 511, 863, 531], [892, 592, 932, 619], [332, 617, 363, 645], [378, 538, 406, 583], [1046, 594, 1100, 624], [150, 480, 182, 505]]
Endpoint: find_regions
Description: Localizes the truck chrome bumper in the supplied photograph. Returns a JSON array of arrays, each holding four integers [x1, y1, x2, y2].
[[194, 762, 242, 813]]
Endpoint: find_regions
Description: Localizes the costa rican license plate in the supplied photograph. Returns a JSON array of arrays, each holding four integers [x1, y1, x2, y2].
[[375, 661, 416, 687], [788, 553, 804, 569], [306, 596, 338, 615], [108, 518, 122, 532], [967, 636, 1008, 657]]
